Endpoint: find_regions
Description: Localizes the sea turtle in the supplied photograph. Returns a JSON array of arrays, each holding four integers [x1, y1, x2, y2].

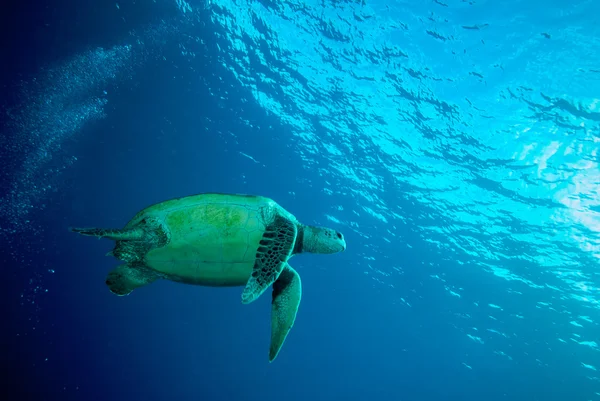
[[70, 192, 346, 362]]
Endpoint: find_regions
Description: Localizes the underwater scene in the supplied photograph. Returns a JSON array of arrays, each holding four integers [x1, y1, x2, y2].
[[1, 0, 599, 400]]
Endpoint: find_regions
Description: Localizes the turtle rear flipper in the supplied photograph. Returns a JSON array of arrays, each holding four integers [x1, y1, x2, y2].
[[105, 265, 159, 296], [70, 227, 145, 241]]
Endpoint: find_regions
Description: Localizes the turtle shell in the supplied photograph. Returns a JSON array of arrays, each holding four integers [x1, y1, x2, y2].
[[126, 193, 298, 286]]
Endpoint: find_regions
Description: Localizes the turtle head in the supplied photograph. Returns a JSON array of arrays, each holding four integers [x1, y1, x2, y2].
[[299, 225, 346, 254]]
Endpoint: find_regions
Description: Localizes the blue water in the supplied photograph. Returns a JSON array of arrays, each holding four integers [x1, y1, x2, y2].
[[2, 0, 599, 400]]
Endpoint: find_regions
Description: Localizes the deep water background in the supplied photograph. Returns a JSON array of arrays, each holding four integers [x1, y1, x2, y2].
[[2, 1, 599, 401]]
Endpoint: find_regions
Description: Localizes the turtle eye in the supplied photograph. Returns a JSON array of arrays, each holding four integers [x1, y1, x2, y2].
[[336, 232, 343, 240]]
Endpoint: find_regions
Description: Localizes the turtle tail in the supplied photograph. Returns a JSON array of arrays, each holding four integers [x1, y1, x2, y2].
[[69, 227, 145, 241]]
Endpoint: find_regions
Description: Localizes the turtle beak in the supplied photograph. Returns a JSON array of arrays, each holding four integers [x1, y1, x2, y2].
[[335, 231, 346, 252]]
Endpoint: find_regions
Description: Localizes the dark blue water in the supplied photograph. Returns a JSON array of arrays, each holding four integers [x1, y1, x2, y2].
[[2, 1, 599, 400]]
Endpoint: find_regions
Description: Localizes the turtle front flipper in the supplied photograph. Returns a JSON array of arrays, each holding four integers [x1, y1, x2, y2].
[[269, 263, 302, 362], [70, 227, 145, 241], [105, 265, 160, 296], [241, 214, 298, 304]]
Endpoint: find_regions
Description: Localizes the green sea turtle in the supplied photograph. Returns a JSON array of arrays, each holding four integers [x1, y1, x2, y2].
[[70, 192, 346, 361]]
